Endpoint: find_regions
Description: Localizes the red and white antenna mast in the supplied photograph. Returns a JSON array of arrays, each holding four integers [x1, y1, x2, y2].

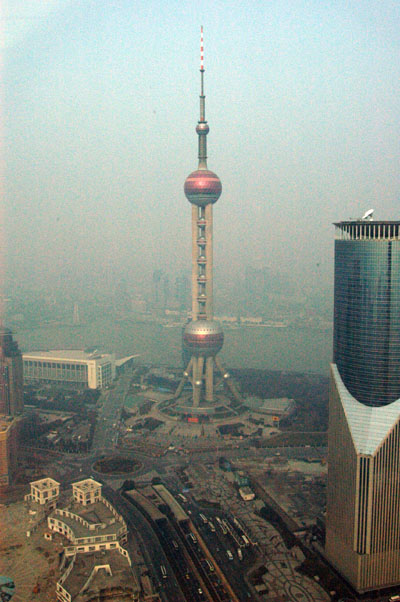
[[200, 25, 204, 72]]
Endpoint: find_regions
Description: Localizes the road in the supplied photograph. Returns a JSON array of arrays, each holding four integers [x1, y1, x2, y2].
[[91, 372, 132, 451], [103, 484, 186, 602]]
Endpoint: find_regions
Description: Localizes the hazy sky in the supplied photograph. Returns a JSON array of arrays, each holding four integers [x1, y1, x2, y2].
[[3, 0, 400, 304]]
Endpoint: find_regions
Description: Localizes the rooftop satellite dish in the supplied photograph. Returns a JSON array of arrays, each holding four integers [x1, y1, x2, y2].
[[362, 209, 374, 220]]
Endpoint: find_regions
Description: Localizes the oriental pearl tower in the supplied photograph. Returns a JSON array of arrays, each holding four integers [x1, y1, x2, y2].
[[174, 28, 241, 411]]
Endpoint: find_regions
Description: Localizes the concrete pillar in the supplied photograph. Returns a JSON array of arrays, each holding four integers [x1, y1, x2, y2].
[[174, 358, 193, 399], [193, 356, 203, 407], [205, 203, 213, 319], [205, 356, 214, 402], [192, 205, 199, 319], [215, 357, 243, 404]]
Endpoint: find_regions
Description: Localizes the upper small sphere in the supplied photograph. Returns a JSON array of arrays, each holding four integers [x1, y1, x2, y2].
[[196, 123, 210, 135], [183, 319, 224, 357], [184, 169, 222, 206]]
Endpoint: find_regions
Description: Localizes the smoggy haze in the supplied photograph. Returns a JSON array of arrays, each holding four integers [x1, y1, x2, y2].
[[3, 1, 400, 311]]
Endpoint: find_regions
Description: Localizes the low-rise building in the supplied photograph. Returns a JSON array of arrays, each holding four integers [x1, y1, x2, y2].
[[247, 396, 296, 426], [239, 486, 255, 501], [48, 480, 128, 557], [72, 479, 102, 506], [25, 477, 140, 601], [56, 549, 137, 602], [23, 350, 116, 389], [28, 477, 60, 508]]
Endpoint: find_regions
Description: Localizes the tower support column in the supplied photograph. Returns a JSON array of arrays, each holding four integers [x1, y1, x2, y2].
[[205, 356, 214, 402], [205, 203, 213, 319], [174, 357, 193, 399], [192, 205, 199, 318], [192, 356, 204, 407]]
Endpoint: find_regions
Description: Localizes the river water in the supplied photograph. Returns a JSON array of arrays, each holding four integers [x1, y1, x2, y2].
[[15, 317, 332, 374], [15, 318, 333, 376]]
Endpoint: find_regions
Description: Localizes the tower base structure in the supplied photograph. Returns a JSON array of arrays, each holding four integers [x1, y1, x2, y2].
[[173, 354, 243, 414], [326, 364, 400, 592]]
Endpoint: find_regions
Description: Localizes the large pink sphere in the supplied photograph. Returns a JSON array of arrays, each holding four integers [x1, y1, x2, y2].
[[184, 169, 222, 206], [183, 320, 224, 357]]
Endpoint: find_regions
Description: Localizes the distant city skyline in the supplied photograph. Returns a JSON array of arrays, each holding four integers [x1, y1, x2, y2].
[[3, 1, 400, 310]]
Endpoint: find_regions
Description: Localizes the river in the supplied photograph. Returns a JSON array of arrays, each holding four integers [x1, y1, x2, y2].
[[14, 318, 332, 376]]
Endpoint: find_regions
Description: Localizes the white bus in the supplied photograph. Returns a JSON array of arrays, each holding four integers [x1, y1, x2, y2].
[[199, 513, 208, 524]]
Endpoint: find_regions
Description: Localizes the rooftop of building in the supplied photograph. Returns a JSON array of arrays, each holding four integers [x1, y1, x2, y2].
[[61, 549, 137, 601], [246, 396, 295, 413], [0, 414, 19, 432], [31, 477, 60, 491], [334, 220, 400, 241], [335, 220, 400, 225], [73, 478, 102, 493], [115, 354, 138, 367], [0, 328, 21, 357], [125, 489, 167, 523], [51, 499, 124, 539], [152, 484, 189, 522], [22, 349, 114, 362]]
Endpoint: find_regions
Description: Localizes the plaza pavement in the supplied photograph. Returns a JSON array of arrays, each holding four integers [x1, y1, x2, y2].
[[187, 465, 330, 602], [0, 501, 61, 602]]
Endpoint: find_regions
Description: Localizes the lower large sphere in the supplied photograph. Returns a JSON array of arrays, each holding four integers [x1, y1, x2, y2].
[[184, 169, 222, 206], [183, 320, 224, 357]]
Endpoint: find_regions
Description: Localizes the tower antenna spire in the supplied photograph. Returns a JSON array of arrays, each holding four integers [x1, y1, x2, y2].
[[200, 25, 204, 73], [198, 26, 208, 167]]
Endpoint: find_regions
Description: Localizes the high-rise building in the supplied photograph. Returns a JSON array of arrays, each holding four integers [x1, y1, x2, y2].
[[326, 219, 400, 592], [73, 302, 80, 325], [175, 274, 189, 311], [0, 328, 23, 416], [0, 415, 21, 486]]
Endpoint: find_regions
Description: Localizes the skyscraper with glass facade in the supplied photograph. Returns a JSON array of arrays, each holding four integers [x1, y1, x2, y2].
[[326, 220, 400, 592]]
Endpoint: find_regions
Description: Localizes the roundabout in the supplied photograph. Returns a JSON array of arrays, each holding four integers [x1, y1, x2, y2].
[[93, 455, 142, 475]]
